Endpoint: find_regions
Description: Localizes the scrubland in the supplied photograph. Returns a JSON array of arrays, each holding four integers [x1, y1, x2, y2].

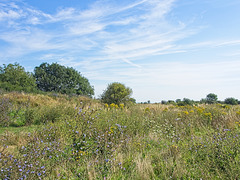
[[1, 92, 240, 179]]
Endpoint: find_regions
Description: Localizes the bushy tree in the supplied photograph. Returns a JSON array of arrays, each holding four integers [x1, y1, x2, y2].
[[0, 63, 36, 92], [206, 93, 218, 104], [176, 99, 181, 103], [100, 82, 133, 105], [224, 97, 238, 105], [177, 98, 194, 106], [167, 100, 176, 105], [34, 63, 94, 97], [161, 100, 167, 105]]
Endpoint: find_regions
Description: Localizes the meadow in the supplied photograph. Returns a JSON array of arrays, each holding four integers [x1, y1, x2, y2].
[[1, 92, 240, 179]]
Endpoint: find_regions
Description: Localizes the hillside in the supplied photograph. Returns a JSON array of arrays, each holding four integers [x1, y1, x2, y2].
[[1, 92, 240, 179]]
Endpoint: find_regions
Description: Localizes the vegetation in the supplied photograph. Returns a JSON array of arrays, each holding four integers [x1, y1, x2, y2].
[[0, 62, 94, 97], [224, 97, 239, 105], [0, 63, 37, 93], [206, 93, 218, 104], [34, 62, 94, 97], [1, 92, 240, 179], [100, 82, 134, 105]]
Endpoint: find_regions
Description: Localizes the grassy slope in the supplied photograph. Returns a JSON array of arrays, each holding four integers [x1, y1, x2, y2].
[[1, 92, 240, 179]]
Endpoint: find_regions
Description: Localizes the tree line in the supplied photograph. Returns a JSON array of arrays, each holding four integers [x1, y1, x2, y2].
[[0, 62, 94, 97], [145, 93, 239, 105], [1, 63, 239, 105], [0, 62, 135, 105]]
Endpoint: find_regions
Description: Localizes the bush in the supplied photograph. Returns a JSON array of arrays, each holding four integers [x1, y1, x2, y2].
[[101, 82, 134, 105], [0, 97, 12, 127], [224, 97, 238, 105], [0, 63, 37, 93]]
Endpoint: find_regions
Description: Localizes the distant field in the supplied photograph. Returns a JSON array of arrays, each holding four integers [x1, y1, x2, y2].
[[1, 92, 240, 179]]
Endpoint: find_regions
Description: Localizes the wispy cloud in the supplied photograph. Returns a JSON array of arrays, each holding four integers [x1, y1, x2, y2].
[[1, 0, 240, 101], [1, 0, 239, 65]]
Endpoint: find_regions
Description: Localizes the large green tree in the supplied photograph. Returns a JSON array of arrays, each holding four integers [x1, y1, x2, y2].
[[224, 97, 238, 105], [100, 82, 133, 105], [0, 63, 36, 92], [206, 93, 218, 104], [34, 63, 94, 97]]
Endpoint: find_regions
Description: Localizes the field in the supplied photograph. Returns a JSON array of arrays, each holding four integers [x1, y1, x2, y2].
[[1, 92, 240, 179]]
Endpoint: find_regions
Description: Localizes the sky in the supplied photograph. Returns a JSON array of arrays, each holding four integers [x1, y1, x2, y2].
[[0, 0, 240, 102]]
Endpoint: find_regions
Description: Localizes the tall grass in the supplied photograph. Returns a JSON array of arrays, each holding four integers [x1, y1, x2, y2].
[[1, 92, 240, 179]]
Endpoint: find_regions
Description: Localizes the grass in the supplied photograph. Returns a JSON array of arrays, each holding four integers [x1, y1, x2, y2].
[[1, 92, 240, 179], [0, 125, 40, 135]]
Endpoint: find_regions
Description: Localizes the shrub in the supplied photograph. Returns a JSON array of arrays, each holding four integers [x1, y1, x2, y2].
[[0, 97, 12, 127], [100, 82, 134, 105], [0, 63, 37, 93], [224, 97, 238, 105]]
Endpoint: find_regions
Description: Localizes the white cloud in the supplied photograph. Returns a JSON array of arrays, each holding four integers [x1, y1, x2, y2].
[[0, 0, 240, 101]]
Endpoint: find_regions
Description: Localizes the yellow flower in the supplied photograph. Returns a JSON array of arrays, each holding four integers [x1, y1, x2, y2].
[[144, 107, 150, 113], [163, 108, 168, 112], [204, 112, 212, 120], [182, 111, 189, 115], [119, 103, 124, 109], [197, 108, 203, 113], [110, 103, 115, 108], [104, 103, 109, 108], [177, 113, 181, 117]]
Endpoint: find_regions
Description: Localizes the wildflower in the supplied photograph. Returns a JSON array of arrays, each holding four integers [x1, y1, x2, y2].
[[119, 104, 124, 109], [110, 103, 115, 108], [116, 124, 121, 128], [182, 111, 189, 115], [163, 108, 168, 112], [204, 112, 212, 120]]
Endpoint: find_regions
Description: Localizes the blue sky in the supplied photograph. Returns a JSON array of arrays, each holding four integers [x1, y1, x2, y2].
[[0, 0, 240, 102]]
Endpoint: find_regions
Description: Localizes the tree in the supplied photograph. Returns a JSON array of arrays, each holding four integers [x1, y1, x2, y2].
[[177, 98, 194, 106], [224, 97, 238, 105], [161, 100, 167, 105], [100, 82, 133, 105], [0, 63, 36, 92], [176, 99, 181, 103], [34, 63, 94, 97], [206, 93, 218, 104], [167, 100, 176, 105]]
